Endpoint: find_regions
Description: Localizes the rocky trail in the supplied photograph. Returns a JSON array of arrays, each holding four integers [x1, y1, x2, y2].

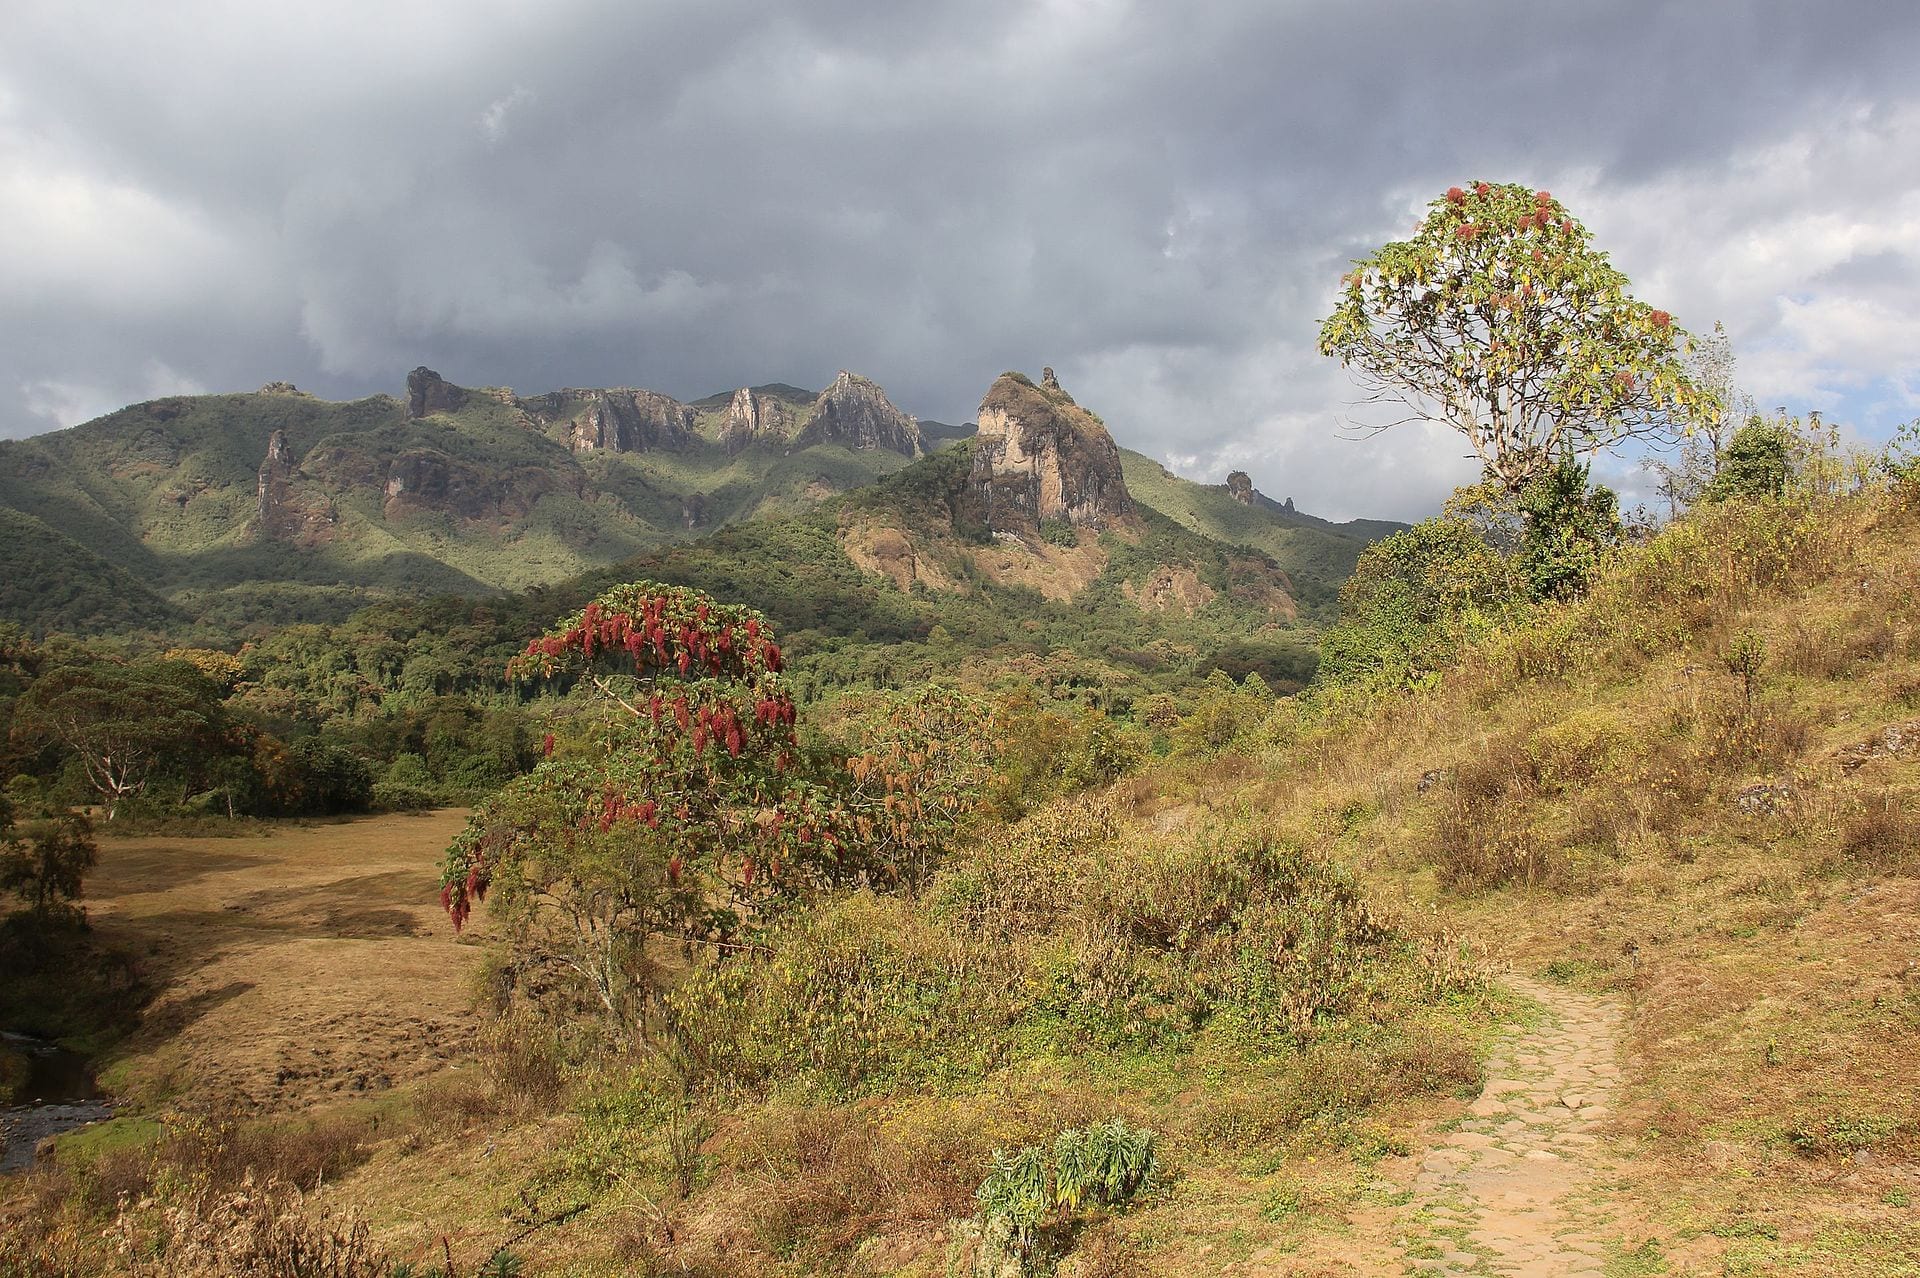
[[1393, 978, 1628, 1276]]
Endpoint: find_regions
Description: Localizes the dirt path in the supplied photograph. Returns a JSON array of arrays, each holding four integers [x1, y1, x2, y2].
[[1394, 977, 1626, 1276]]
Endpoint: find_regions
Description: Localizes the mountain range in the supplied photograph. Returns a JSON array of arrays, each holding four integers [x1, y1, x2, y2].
[[0, 366, 1399, 646]]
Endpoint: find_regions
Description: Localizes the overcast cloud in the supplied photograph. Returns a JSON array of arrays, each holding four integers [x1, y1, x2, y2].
[[3, 0, 1918, 519]]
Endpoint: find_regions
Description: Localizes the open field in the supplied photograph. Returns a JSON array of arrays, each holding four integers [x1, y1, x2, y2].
[[85, 811, 483, 1113]]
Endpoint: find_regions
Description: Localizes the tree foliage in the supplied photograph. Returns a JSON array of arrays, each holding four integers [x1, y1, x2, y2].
[[1703, 418, 1794, 504], [1517, 456, 1622, 601], [1319, 180, 1717, 490], [9, 657, 223, 819], [438, 582, 998, 1023], [1316, 519, 1523, 688], [0, 793, 98, 919]]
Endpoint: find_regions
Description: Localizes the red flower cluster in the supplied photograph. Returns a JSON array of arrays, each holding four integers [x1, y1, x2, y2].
[[1446, 186, 1466, 204], [442, 855, 490, 933], [518, 591, 784, 683], [1649, 309, 1671, 328], [591, 783, 662, 833]]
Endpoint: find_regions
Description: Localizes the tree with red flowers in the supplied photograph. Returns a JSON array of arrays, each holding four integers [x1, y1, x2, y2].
[[1318, 181, 1718, 492], [439, 583, 993, 1023]]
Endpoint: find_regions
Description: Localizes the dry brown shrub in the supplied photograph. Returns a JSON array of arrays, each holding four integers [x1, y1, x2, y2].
[[108, 1174, 394, 1278], [409, 1068, 501, 1140], [154, 1109, 378, 1197], [1840, 794, 1920, 871], [479, 1015, 567, 1111], [1430, 801, 1559, 892], [1778, 615, 1902, 679], [1188, 1022, 1480, 1153], [1057, 1224, 1146, 1277], [0, 1213, 101, 1278]]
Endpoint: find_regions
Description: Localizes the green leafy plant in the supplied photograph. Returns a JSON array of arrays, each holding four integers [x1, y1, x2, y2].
[[1319, 180, 1717, 492], [439, 583, 994, 1023], [972, 1120, 1158, 1272]]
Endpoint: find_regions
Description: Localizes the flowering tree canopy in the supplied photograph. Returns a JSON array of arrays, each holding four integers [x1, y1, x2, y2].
[[1318, 181, 1718, 491], [439, 582, 996, 1021]]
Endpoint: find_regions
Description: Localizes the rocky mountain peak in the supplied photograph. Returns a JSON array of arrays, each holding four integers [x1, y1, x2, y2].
[[516, 387, 696, 454], [721, 387, 793, 454], [795, 371, 921, 456], [969, 370, 1133, 535], [1226, 471, 1254, 504], [406, 367, 468, 419]]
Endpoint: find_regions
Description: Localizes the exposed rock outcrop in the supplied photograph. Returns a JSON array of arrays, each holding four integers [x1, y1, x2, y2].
[[259, 381, 305, 396], [256, 429, 290, 522], [406, 367, 468, 419], [1226, 471, 1254, 505], [254, 429, 338, 544], [968, 371, 1133, 536], [517, 388, 695, 454], [720, 387, 794, 454], [381, 449, 569, 524], [794, 371, 921, 456]]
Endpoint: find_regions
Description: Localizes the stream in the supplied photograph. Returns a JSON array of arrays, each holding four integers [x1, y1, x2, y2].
[[1, 1032, 112, 1173]]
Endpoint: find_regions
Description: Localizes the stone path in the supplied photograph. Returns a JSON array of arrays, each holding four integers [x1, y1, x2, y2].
[[1396, 978, 1625, 1276]]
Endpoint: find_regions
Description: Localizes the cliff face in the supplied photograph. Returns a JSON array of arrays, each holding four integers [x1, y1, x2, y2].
[[518, 387, 695, 454], [254, 428, 338, 544], [968, 370, 1133, 535], [720, 387, 793, 454], [794, 371, 921, 456], [406, 367, 468, 419]]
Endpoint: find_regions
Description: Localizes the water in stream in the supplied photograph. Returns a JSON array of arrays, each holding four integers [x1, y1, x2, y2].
[[1, 1032, 112, 1173]]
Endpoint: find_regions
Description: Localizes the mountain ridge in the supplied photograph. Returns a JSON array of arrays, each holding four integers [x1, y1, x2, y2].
[[0, 369, 1401, 640]]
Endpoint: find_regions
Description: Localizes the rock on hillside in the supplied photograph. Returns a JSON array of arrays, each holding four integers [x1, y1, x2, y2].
[[517, 386, 696, 454], [405, 367, 468, 419], [969, 368, 1133, 535], [720, 386, 794, 454], [794, 371, 922, 456], [0, 365, 951, 631]]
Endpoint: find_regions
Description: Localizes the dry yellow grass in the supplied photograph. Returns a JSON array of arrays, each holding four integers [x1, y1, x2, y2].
[[85, 810, 485, 1112]]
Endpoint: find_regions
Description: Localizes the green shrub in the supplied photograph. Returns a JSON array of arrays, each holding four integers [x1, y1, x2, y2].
[[1704, 418, 1793, 503], [1037, 517, 1079, 547], [972, 1120, 1157, 1271], [1316, 517, 1525, 689]]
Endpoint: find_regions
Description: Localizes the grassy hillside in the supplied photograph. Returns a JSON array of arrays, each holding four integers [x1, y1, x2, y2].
[[588, 441, 1356, 701], [0, 393, 1399, 706], [0, 508, 181, 636], [1118, 452, 1404, 612]]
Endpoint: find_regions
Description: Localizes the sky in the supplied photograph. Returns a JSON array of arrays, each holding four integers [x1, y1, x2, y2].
[[3, 1, 1918, 521]]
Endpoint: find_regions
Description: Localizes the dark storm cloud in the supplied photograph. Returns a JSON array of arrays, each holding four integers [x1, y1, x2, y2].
[[4, 0, 1918, 518]]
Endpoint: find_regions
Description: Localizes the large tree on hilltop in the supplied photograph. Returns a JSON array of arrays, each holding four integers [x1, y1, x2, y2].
[[1319, 180, 1718, 491]]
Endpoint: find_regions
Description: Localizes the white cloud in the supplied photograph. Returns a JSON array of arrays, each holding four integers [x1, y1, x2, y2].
[[21, 359, 206, 431], [479, 85, 534, 146]]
